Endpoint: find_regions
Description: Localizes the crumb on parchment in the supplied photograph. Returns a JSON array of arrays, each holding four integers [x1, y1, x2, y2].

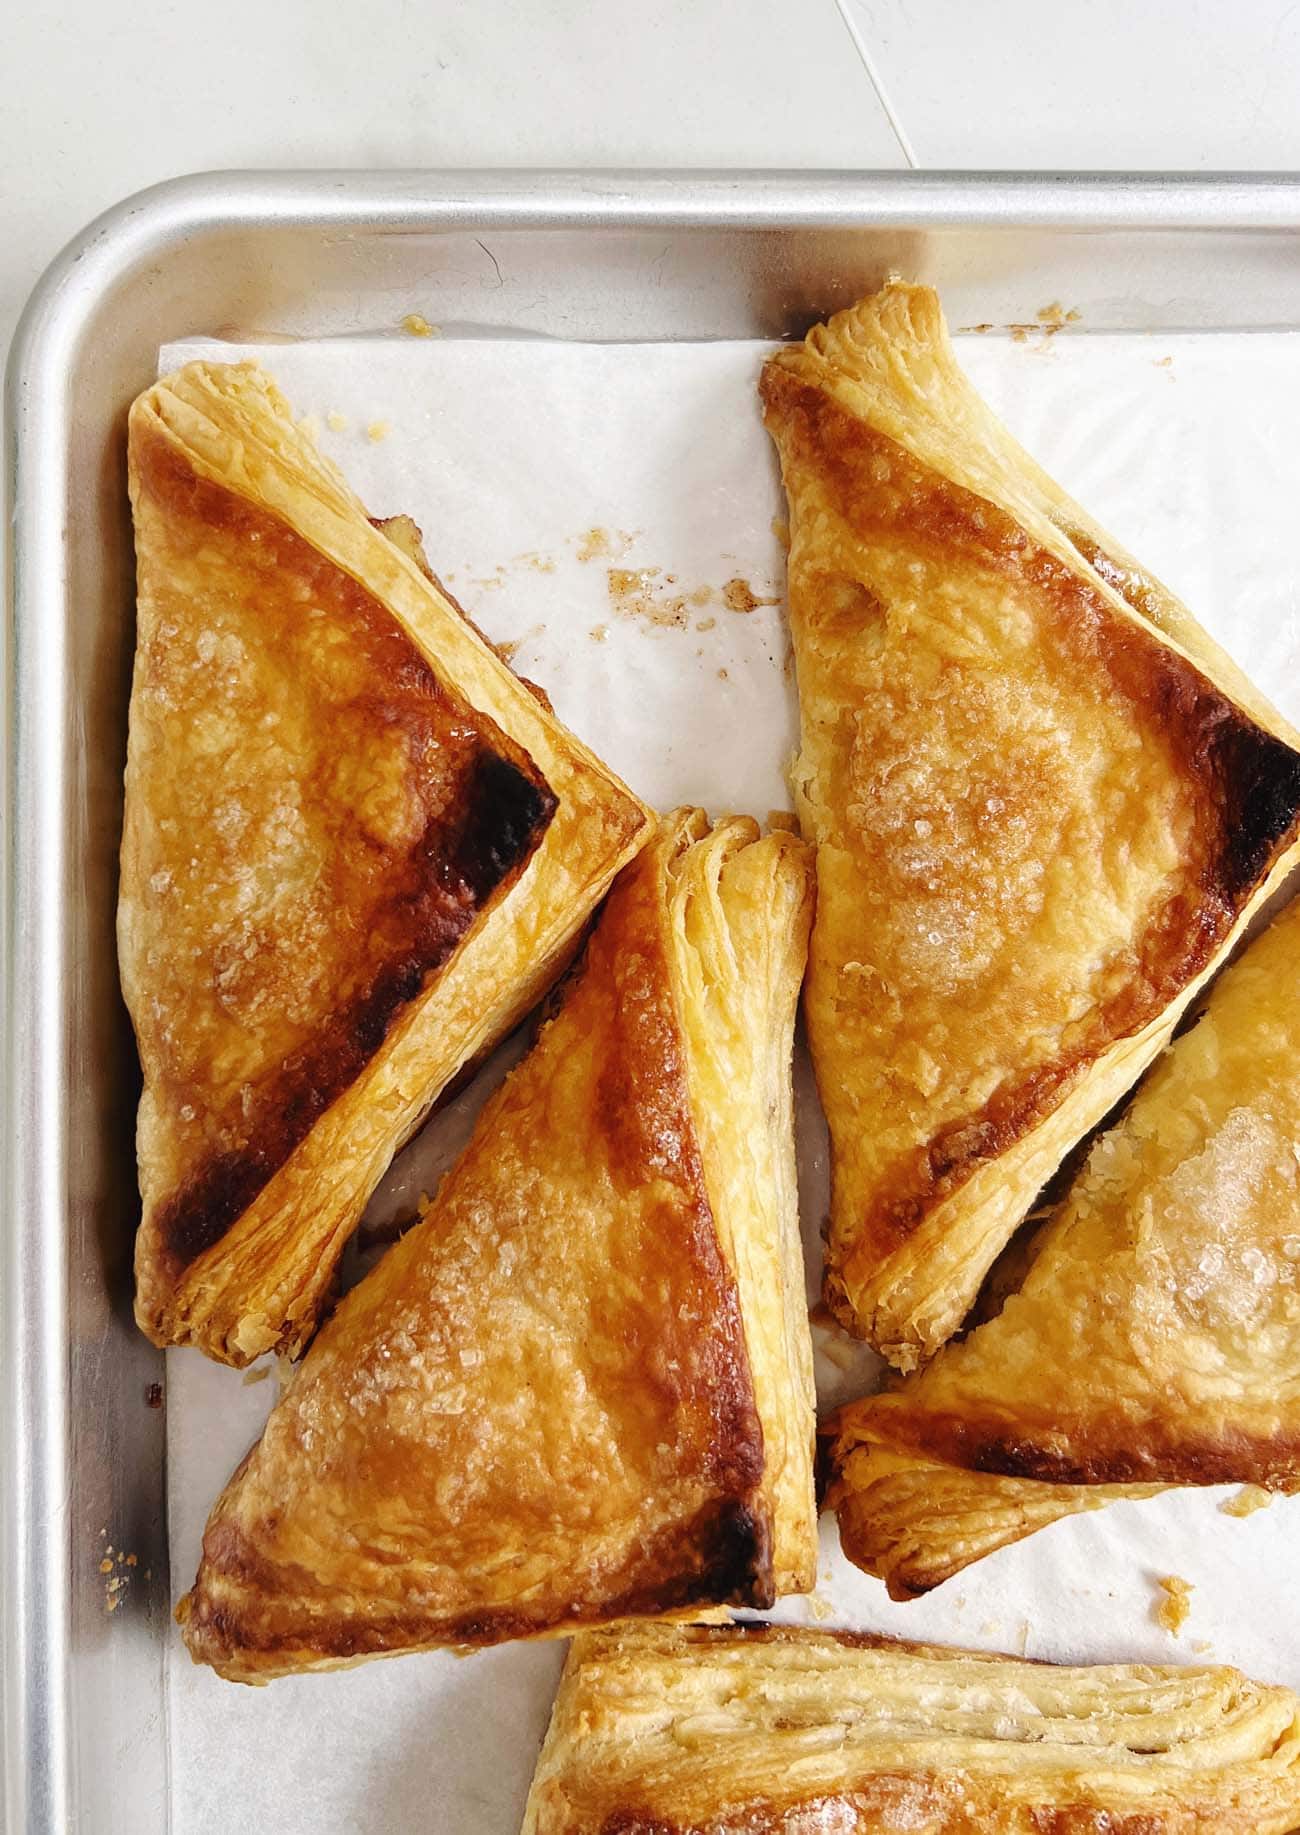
[[1220, 1485, 1272, 1518], [1154, 1575, 1193, 1634], [326, 410, 348, 432], [366, 420, 391, 443], [401, 313, 439, 338]]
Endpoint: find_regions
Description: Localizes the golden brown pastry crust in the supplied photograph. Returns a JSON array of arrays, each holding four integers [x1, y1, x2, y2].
[[177, 811, 816, 1682], [122, 362, 654, 1365], [826, 893, 1300, 1599], [761, 283, 1300, 1369], [521, 1622, 1300, 1835]]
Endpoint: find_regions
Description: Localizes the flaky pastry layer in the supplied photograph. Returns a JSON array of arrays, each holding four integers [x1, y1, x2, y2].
[[178, 810, 816, 1681], [827, 894, 1300, 1598], [522, 1622, 1300, 1834], [122, 361, 654, 1365], [761, 283, 1300, 1367]]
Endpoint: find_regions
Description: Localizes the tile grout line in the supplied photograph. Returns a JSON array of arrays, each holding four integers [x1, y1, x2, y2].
[[830, 0, 919, 168]]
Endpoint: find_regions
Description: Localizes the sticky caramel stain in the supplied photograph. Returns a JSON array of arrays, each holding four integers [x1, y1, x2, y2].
[[401, 313, 439, 338], [772, 516, 790, 550]]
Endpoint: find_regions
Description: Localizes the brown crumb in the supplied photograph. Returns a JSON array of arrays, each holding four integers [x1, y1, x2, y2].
[[695, 616, 716, 633], [125, 1553, 137, 1567], [495, 638, 521, 664], [1154, 1574, 1193, 1634], [589, 624, 608, 642], [577, 527, 610, 562], [607, 566, 689, 631], [1035, 302, 1081, 333], [241, 1364, 270, 1386], [1220, 1484, 1272, 1518], [144, 1382, 163, 1409], [513, 550, 556, 574], [716, 667, 729, 681], [575, 526, 636, 564], [400, 313, 439, 338], [722, 576, 779, 614], [960, 322, 994, 335], [99, 1558, 113, 1574]]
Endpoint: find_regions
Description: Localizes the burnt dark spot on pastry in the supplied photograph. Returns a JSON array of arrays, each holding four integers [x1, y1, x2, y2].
[[1205, 717, 1300, 900], [134, 429, 558, 1275], [448, 749, 557, 902]]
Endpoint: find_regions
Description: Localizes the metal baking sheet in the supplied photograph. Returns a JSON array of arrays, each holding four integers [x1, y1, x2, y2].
[[9, 169, 1300, 1835]]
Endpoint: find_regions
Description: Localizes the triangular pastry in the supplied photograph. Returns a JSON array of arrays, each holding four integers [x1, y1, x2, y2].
[[522, 1622, 1300, 1835], [761, 282, 1300, 1367], [121, 362, 654, 1366], [826, 893, 1300, 1599], [178, 810, 817, 1681]]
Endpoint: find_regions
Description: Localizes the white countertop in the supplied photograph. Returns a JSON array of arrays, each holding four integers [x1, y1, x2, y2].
[[5, 0, 1300, 368]]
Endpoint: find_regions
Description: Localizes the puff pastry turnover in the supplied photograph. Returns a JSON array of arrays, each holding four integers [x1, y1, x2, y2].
[[522, 1622, 1300, 1835], [761, 283, 1300, 1368], [178, 810, 817, 1681], [122, 362, 654, 1366], [826, 893, 1300, 1599]]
